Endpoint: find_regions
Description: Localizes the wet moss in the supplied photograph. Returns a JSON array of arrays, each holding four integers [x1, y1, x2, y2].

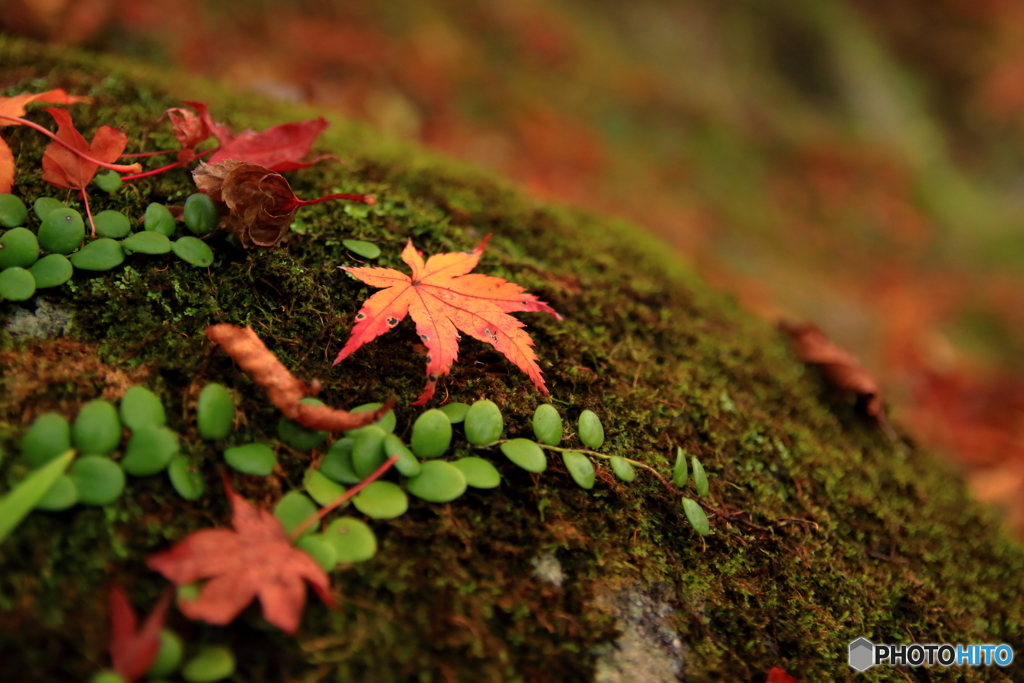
[[1, 36, 1023, 682]]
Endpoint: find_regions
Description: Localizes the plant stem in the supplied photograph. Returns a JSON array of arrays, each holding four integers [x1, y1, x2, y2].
[[119, 147, 218, 181], [493, 439, 675, 491], [0, 114, 142, 173], [290, 455, 399, 540], [120, 150, 177, 158], [79, 188, 96, 237], [292, 192, 376, 208]]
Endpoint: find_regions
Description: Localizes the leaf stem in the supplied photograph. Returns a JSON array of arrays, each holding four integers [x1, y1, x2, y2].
[[290, 454, 399, 540], [120, 149, 177, 158], [0, 114, 143, 173], [292, 192, 377, 208], [492, 439, 675, 491], [79, 188, 96, 238], [119, 147, 218, 181]]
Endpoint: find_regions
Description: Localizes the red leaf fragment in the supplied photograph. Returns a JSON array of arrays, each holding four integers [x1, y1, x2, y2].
[[109, 585, 172, 683], [147, 474, 336, 634], [767, 666, 800, 683], [334, 236, 563, 404], [41, 108, 131, 190], [0, 88, 92, 193], [208, 117, 335, 171]]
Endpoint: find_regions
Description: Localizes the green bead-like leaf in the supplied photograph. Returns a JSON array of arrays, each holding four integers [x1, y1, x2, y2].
[[182, 646, 235, 683], [562, 451, 595, 489], [29, 253, 72, 288], [324, 517, 377, 563], [277, 397, 327, 451], [342, 239, 381, 258], [273, 491, 317, 537], [144, 202, 176, 236], [438, 402, 470, 423], [147, 629, 184, 678], [92, 210, 130, 239], [682, 497, 710, 536], [21, 412, 71, 468], [70, 238, 124, 271], [0, 227, 39, 267], [171, 236, 214, 267], [72, 399, 121, 455], [90, 671, 127, 683], [464, 400, 504, 445], [33, 197, 63, 221], [451, 457, 501, 489], [0, 193, 28, 227], [303, 468, 346, 506], [609, 456, 636, 482], [0, 267, 35, 300], [577, 410, 604, 449], [68, 455, 125, 506], [320, 438, 361, 484], [94, 171, 122, 193], [119, 386, 166, 430], [346, 402, 396, 435], [296, 534, 338, 572], [499, 438, 547, 473], [183, 193, 218, 235], [121, 425, 179, 476], [352, 481, 408, 519], [0, 450, 74, 543], [383, 433, 421, 477], [168, 455, 204, 500], [35, 474, 78, 511], [122, 230, 172, 255], [532, 404, 563, 445], [197, 383, 234, 439], [672, 447, 688, 487], [692, 456, 709, 497], [38, 208, 83, 254], [352, 425, 387, 479], [410, 409, 452, 459], [223, 442, 277, 476], [406, 460, 467, 503]]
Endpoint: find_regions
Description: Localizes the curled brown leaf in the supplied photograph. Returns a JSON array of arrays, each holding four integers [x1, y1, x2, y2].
[[193, 159, 297, 247]]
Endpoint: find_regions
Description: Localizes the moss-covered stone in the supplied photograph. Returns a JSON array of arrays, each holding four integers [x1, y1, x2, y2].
[[1, 37, 1023, 682]]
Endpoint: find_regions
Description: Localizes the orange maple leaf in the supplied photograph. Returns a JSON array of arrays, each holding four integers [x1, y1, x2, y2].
[[108, 585, 172, 683], [0, 88, 92, 193], [333, 235, 562, 404], [147, 474, 335, 634], [41, 108, 130, 190]]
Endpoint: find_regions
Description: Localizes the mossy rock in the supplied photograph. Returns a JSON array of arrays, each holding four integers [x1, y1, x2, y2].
[[1, 37, 1023, 683]]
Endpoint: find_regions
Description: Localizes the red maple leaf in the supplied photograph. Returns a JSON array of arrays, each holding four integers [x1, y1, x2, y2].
[[0, 89, 92, 193], [147, 474, 335, 634], [208, 117, 336, 172], [333, 235, 562, 404], [166, 101, 229, 165], [108, 585, 172, 683], [41, 108, 131, 190], [766, 666, 800, 683]]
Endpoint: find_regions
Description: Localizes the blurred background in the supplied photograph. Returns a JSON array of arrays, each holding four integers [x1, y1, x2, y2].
[[4, 0, 1024, 534]]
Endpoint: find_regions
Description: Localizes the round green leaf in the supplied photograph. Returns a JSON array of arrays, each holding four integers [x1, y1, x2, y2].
[[273, 491, 317, 537], [562, 451, 595, 490], [121, 425, 179, 476], [144, 202, 176, 236], [92, 210, 130, 239], [352, 481, 408, 519], [35, 474, 78, 511], [499, 438, 547, 473], [610, 456, 636, 482], [0, 227, 39, 268], [94, 170, 122, 193], [277, 397, 327, 451], [119, 386, 166, 430], [22, 412, 71, 468], [451, 457, 500, 489], [672, 447, 688, 487], [168, 455, 204, 500], [342, 239, 381, 258], [345, 402, 396, 435], [296, 534, 338, 572], [406, 460, 467, 503], [0, 193, 28, 227], [182, 646, 235, 683], [532, 404, 563, 446], [692, 456, 709, 497], [303, 468, 346, 506], [122, 230, 171, 255], [0, 267, 35, 300], [351, 425, 386, 479], [410, 409, 452, 459], [578, 410, 604, 449], [68, 455, 126, 506], [172, 236, 214, 267], [183, 193, 218, 235], [90, 671, 127, 683], [38, 209, 83, 254], [72, 399, 121, 455], [70, 238, 124, 271], [197, 383, 234, 439], [33, 197, 63, 221], [147, 629, 184, 678], [29, 253, 72, 288], [324, 517, 377, 563], [223, 442, 276, 476], [319, 438, 360, 484], [383, 433, 420, 477], [464, 400, 504, 446], [438, 402, 470, 424], [682, 497, 711, 536]]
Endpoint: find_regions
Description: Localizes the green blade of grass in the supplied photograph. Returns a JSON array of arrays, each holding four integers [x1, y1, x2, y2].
[[0, 450, 75, 544]]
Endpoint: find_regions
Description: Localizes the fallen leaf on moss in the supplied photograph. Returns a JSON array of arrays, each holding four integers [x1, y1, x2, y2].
[[109, 584, 172, 682], [205, 323, 393, 431], [334, 235, 562, 404], [0, 89, 92, 193], [166, 101, 228, 164], [767, 667, 800, 683], [147, 473, 335, 633], [208, 116, 335, 171], [41, 108, 132, 191]]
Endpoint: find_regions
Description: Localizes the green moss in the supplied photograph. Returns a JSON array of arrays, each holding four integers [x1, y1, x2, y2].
[[1, 36, 1023, 682]]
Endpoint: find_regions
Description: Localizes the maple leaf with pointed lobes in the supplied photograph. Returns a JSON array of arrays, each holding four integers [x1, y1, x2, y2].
[[108, 585, 172, 683], [334, 235, 563, 404], [209, 117, 337, 172], [0, 88, 92, 193], [147, 473, 335, 634]]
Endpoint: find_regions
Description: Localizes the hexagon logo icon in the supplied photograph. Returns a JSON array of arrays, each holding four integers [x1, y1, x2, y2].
[[848, 637, 874, 671]]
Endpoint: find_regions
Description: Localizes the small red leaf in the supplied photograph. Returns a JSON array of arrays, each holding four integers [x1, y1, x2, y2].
[[109, 585, 171, 683], [41, 108, 130, 190], [766, 666, 800, 683], [208, 117, 334, 171]]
